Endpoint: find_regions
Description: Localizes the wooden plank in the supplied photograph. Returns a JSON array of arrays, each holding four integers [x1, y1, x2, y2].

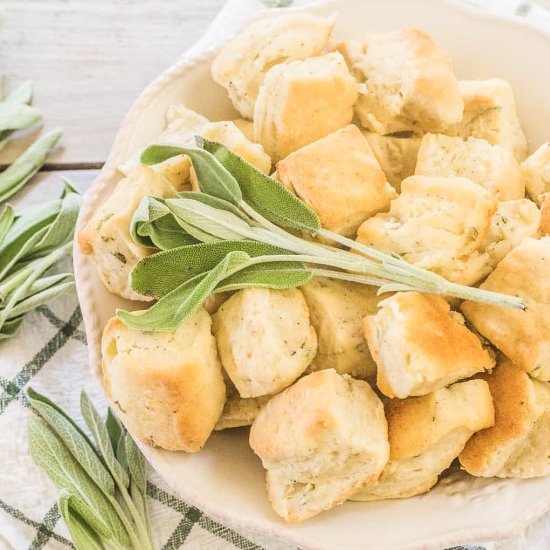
[[10, 169, 99, 209], [0, 0, 225, 165]]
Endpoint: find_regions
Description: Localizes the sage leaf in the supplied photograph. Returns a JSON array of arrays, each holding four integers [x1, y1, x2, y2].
[[0, 102, 41, 132], [23, 272, 72, 296], [0, 184, 79, 280], [0, 199, 61, 277], [105, 407, 124, 453], [0, 226, 46, 280], [6, 280, 74, 318], [31, 186, 81, 256], [130, 483, 148, 537], [125, 433, 147, 494], [131, 240, 292, 298], [0, 127, 63, 203], [0, 80, 35, 151], [116, 433, 128, 475], [130, 196, 198, 250], [141, 144, 242, 203], [0, 316, 22, 339], [176, 191, 250, 222], [130, 196, 170, 248], [28, 417, 129, 546], [80, 392, 130, 490], [171, 213, 222, 244], [166, 197, 251, 241], [26, 391, 115, 497], [60, 489, 112, 548], [200, 139, 320, 232], [144, 214, 199, 250], [27, 387, 96, 449], [118, 252, 239, 331], [0, 204, 14, 246], [4, 80, 33, 105], [0, 243, 72, 330], [216, 264, 313, 293], [58, 491, 104, 550]]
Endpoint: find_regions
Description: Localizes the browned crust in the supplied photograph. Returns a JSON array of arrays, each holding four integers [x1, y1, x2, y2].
[[459, 358, 540, 475]]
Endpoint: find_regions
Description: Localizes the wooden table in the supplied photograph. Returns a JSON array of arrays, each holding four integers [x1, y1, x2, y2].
[[0, 0, 225, 195]]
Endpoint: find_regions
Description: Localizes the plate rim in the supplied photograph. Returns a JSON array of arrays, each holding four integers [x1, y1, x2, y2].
[[73, 1, 550, 548]]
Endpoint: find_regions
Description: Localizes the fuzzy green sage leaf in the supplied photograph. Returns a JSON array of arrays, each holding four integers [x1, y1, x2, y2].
[[216, 264, 313, 293], [119, 251, 243, 331], [0, 127, 62, 203], [131, 240, 296, 298], [28, 417, 129, 546], [58, 491, 104, 550], [141, 144, 242, 203], [200, 138, 321, 233]]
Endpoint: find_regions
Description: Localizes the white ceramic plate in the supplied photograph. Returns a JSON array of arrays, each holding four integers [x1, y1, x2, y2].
[[74, 1, 550, 548]]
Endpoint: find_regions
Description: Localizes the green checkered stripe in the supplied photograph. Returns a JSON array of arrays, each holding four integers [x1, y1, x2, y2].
[[0, 297, 285, 550], [0, 299, 483, 550]]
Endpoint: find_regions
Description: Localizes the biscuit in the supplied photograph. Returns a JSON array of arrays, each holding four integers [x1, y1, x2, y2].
[[211, 13, 334, 119], [363, 132, 421, 192], [250, 369, 389, 521], [101, 309, 226, 452], [364, 292, 495, 398], [301, 276, 383, 378], [352, 379, 494, 500], [460, 358, 550, 478], [356, 175, 497, 285], [447, 78, 528, 161], [254, 52, 357, 161], [276, 125, 396, 236], [415, 133, 525, 200], [214, 381, 271, 431], [335, 28, 463, 133], [212, 288, 317, 398], [461, 238, 550, 381], [522, 142, 550, 204]]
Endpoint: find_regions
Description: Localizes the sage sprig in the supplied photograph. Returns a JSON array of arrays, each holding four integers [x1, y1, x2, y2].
[[0, 80, 38, 151], [0, 127, 63, 202], [28, 389, 154, 550], [117, 140, 525, 332], [0, 180, 80, 339]]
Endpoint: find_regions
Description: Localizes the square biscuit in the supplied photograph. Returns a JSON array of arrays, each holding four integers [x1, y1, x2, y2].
[[101, 309, 226, 452], [459, 358, 550, 478], [335, 28, 463, 134], [415, 133, 525, 201], [254, 52, 358, 162], [447, 78, 528, 161], [363, 131, 421, 192], [276, 125, 396, 236], [250, 370, 389, 521], [356, 175, 497, 284], [522, 142, 550, 205], [352, 379, 494, 500], [301, 276, 384, 379], [461, 238, 550, 381], [212, 288, 318, 398], [211, 13, 334, 119], [364, 292, 495, 398]]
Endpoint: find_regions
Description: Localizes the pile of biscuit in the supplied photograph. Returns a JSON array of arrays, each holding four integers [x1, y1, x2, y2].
[[80, 13, 550, 523]]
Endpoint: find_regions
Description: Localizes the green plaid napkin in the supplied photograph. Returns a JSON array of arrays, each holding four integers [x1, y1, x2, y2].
[[1, 1, 550, 549]]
